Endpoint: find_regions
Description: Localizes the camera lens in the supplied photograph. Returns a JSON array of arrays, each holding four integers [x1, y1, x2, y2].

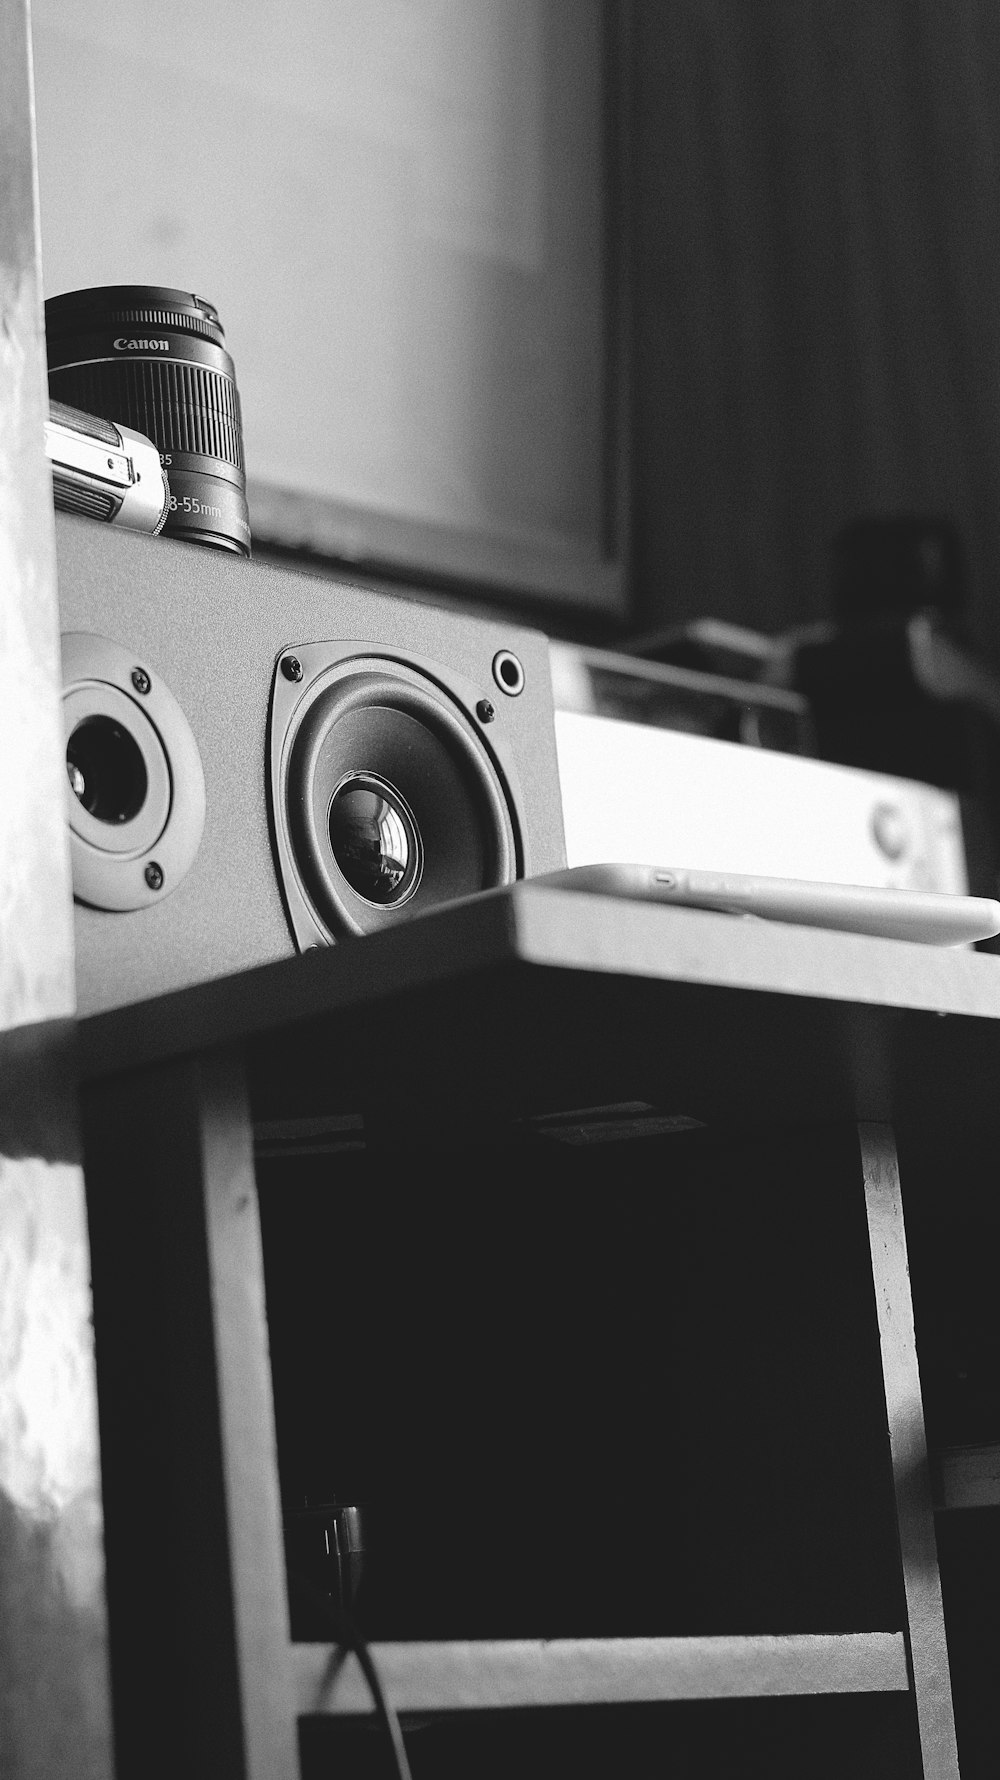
[[45, 284, 250, 556], [66, 716, 148, 825], [328, 772, 423, 906]]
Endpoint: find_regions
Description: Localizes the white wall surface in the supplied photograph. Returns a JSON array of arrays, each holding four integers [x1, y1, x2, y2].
[[32, 1, 606, 562]]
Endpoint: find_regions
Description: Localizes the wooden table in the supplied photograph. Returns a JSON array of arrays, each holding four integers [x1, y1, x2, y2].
[[79, 884, 1000, 1778]]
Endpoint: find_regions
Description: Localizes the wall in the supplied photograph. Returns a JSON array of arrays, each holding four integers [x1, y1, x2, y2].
[[31, 0, 617, 614]]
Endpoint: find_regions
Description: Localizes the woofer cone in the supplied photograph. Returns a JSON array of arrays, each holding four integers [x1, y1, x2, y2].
[[282, 659, 518, 940]]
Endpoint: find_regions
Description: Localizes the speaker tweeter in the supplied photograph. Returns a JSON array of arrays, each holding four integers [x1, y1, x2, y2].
[[61, 632, 206, 910]]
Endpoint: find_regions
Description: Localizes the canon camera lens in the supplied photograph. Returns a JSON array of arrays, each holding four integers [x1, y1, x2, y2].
[[45, 284, 250, 556]]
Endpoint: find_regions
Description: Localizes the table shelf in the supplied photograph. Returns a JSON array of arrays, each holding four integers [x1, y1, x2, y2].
[[79, 885, 983, 1777], [292, 1632, 911, 1715]]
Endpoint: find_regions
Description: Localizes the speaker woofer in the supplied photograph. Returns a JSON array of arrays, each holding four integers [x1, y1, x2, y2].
[[271, 646, 522, 946]]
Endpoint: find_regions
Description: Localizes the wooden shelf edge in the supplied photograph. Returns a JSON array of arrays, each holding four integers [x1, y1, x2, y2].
[[78, 880, 1000, 1087], [293, 1631, 910, 1716]]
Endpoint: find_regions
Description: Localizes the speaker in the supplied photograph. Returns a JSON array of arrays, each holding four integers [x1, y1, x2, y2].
[[55, 516, 567, 1015]]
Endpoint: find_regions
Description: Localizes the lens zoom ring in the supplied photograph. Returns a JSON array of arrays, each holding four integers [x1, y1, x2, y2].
[[50, 361, 244, 473], [135, 361, 244, 469]]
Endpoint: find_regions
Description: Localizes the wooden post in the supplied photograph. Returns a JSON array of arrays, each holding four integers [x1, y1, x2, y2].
[[82, 1052, 298, 1780], [0, 1, 114, 1772], [859, 1122, 960, 1779]]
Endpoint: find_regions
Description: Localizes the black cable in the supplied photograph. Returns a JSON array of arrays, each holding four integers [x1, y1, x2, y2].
[[341, 1615, 414, 1780], [305, 1587, 414, 1780]]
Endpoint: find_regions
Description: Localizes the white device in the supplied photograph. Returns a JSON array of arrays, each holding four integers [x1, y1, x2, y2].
[[535, 862, 1000, 948], [551, 698, 969, 897]]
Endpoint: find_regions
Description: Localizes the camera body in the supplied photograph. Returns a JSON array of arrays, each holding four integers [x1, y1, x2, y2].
[[47, 400, 169, 535]]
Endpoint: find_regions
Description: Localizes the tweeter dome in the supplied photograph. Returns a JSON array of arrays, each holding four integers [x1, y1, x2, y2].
[[55, 516, 566, 1015]]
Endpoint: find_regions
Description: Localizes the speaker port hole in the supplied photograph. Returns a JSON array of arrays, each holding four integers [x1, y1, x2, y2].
[[328, 772, 423, 908], [492, 650, 525, 696], [66, 716, 148, 824]]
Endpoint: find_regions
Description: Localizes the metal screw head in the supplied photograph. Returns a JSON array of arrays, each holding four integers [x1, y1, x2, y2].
[[131, 667, 152, 695], [282, 655, 304, 682], [476, 698, 496, 723], [144, 861, 164, 891]]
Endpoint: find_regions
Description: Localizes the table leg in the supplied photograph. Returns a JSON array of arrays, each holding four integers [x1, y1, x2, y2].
[[83, 1047, 297, 1780], [858, 1121, 959, 1779]]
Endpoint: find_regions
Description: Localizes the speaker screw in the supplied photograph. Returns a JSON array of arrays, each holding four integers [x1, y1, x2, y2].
[[131, 667, 152, 695], [144, 861, 164, 891], [476, 698, 496, 724], [282, 655, 304, 682]]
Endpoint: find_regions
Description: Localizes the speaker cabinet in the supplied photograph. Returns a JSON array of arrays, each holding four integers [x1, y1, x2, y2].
[[55, 516, 566, 1014]]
